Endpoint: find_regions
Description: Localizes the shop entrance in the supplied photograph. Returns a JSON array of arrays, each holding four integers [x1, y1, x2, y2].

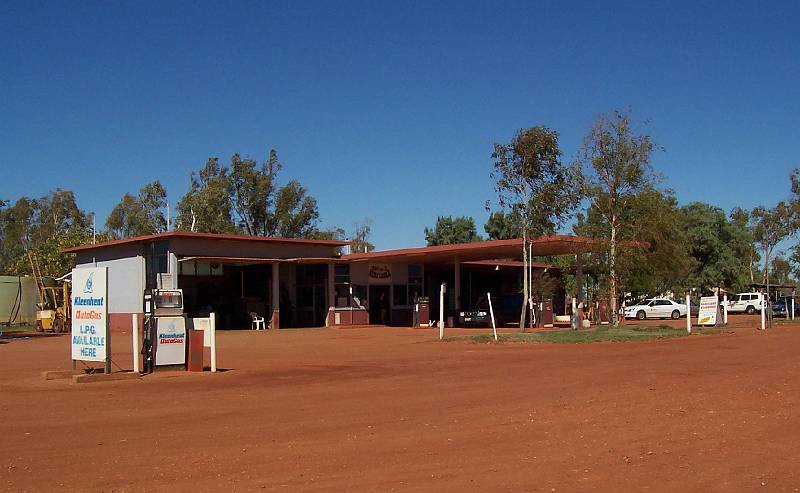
[[369, 285, 390, 325]]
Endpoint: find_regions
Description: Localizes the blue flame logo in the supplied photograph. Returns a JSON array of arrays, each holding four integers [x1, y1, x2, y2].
[[83, 272, 94, 294]]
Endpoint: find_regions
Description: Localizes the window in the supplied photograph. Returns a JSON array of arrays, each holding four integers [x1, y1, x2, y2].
[[353, 285, 367, 308], [408, 265, 423, 304], [179, 260, 223, 277], [146, 241, 169, 289], [393, 284, 408, 306], [334, 264, 351, 307]]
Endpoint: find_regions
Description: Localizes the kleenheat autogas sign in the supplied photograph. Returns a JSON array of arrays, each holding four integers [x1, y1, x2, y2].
[[71, 267, 108, 362]]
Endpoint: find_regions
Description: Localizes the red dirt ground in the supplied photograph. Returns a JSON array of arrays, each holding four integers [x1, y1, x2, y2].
[[1, 315, 799, 492]]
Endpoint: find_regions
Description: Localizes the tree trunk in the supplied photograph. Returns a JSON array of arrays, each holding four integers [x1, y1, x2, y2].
[[610, 215, 618, 326]]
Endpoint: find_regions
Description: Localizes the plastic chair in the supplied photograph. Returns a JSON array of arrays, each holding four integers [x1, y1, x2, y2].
[[250, 312, 265, 330]]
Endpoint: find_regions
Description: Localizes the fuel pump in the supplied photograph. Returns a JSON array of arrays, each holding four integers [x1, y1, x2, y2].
[[152, 289, 187, 368], [141, 289, 187, 372], [141, 290, 155, 374]]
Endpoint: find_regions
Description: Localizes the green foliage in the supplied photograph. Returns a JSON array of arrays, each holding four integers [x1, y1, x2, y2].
[[575, 111, 658, 321], [176, 158, 237, 234], [770, 255, 796, 286], [176, 150, 321, 238], [491, 126, 579, 237], [350, 219, 375, 253], [424, 216, 483, 246], [0, 190, 91, 276], [105, 181, 167, 239], [447, 325, 720, 344], [680, 202, 753, 292], [268, 179, 319, 238], [575, 188, 692, 299], [230, 151, 279, 236], [483, 210, 522, 240], [750, 201, 791, 284]]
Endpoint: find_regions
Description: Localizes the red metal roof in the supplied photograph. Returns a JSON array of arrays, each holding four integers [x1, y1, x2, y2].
[[344, 235, 611, 263], [61, 230, 350, 253], [462, 260, 553, 269]]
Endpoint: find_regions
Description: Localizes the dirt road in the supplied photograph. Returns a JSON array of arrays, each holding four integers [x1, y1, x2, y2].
[[1, 316, 798, 492]]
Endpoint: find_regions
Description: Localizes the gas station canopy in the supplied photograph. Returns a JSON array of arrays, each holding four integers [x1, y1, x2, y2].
[[344, 235, 612, 264]]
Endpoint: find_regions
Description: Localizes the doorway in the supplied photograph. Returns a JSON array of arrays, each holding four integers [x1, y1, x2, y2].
[[369, 285, 390, 325]]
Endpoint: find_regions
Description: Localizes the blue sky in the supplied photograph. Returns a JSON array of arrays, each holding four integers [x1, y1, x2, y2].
[[2, 1, 798, 249]]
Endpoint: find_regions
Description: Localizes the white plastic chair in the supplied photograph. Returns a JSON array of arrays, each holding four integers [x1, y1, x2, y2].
[[250, 312, 265, 330]]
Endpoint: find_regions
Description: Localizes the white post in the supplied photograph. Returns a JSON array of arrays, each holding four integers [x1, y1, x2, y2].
[[487, 292, 498, 341], [792, 297, 796, 321], [571, 297, 577, 330], [723, 293, 728, 325], [686, 294, 691, 334], [210, 312, 217, 372], [132, 314, 140, 373], [439, 283, 446, 340], [760, 293, 766, 331]]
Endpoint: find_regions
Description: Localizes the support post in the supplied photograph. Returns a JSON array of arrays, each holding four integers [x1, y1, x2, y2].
[[760, 291, 766, 331], [271, 262, 280, 329], [132, 314, 140, 373], [454, 259, 461, 311], [439, 282, 446, 340], [326, 262, 335, 327], [487, 292, 498, 341], [792, 290, 796, 321], [723, 293, 728, 325], [686, 293, 691, 334], [210, 312, 217, 372]]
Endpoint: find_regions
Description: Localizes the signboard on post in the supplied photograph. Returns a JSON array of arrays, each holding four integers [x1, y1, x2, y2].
[[71, 267, 109, 363], [697, 295, 721, 326]]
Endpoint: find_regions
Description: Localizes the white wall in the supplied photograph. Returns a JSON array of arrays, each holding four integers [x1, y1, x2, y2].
[[76, 256, 145, 314]]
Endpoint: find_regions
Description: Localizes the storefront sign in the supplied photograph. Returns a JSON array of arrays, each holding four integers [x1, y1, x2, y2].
[[71, 267, 108, 362], [155, 316, 187, 365], [698, 295, 721, 325], [369, 264, 392, 281]]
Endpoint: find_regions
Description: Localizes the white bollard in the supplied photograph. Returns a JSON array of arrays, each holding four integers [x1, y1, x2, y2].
[[760, 295, 766, 331], [723, 294, 728, 325], [793, 298, 796, 321], [487, 292, 498, 341], [686, 294, 691, 334], [571, 297, 577, 330], [132, 314, 140, 373], [210, 312, 217, 372], [439, 283, 446, 340]]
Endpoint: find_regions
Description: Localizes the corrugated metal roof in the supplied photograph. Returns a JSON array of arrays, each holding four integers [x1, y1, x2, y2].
[[61, 230, 350, 253]]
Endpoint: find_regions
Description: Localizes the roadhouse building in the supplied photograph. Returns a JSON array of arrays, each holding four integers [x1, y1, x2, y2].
[[63, 231, 601, 331]]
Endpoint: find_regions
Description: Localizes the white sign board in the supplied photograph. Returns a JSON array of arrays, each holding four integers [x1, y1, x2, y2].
[[71, 267, 108, 362], [698, 295, 721, 326], [155, 316, 186, 365]]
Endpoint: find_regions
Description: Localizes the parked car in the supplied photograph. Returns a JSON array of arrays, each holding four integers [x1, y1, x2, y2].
[[458, 294, 524, 327], [772, 297, 797, 318], [623, 298, 692, 320], [723, 292, 765, 315]]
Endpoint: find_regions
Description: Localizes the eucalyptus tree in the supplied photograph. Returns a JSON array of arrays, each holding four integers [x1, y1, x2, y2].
[[491, 125, 580, 330], [576, 111, 657, 325]]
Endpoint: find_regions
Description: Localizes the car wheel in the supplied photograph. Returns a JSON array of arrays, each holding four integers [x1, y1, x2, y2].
[[746, 305, 755, 315], [671, 310, 680, 320], [636, 310, 646, 320]]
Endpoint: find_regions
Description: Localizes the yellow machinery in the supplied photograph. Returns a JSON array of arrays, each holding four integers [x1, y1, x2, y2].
[[28, 253, 71, 333]]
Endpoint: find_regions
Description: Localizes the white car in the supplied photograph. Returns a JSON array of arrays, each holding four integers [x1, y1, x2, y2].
[[624, 298, 689, 320], [724, 292, 764, 314]]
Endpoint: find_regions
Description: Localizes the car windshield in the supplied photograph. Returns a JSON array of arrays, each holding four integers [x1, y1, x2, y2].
[[638, 299, 653, 306]]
